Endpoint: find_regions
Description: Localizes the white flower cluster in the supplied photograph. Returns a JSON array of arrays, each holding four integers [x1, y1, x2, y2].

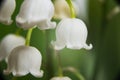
[[0, 34, 43, 78], [0, 0, 92, 79]]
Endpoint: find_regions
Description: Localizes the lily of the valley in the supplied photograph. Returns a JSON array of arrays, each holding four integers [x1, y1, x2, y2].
[[50, 76, 72, 80], [52, 18, 92, 50], [0, 0, 16, 25], [16, 0, 56, 30], [4, 46, 43, 78], [0, 34, 25, 62]]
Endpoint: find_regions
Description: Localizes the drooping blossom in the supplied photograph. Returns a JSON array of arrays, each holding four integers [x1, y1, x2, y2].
[[4, 46, 43, 78], [0, 34, 25, 62], [52, 18, 92, 50], [16, 0, 56, 30], [0, 0, 16, 25]]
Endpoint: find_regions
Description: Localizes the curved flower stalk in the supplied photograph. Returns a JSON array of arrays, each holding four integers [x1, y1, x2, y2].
[[0, 34, 25, 62], [52, 18, 92, 50], [0, 0, 16, 25], [50, 76, 72, 80], [4, 46, 43, 78], [16, 0, 56, 30]]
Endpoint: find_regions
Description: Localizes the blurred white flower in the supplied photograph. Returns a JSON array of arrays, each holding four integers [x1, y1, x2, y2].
[[0, 0, 16, 25], [73, 0, 88, 20], [0, 34, 25, 62], [54, 0, 88, 20], [107, 6, 120, 19], [16, 0, 56, 30], [52, 18, 92, 50], [54, 0, 71, 19], [50, 76, 72, 80], [4, 46, 43, 78]]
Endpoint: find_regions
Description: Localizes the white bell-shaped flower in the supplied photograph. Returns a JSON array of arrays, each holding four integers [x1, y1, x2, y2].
[[52, 18, 92, 50], [16, 0, 56, 30], [50, 76, 72, 80], [4, 46, 43, 78], [0, 0, 16, 25], [0, 34, 25, 62]]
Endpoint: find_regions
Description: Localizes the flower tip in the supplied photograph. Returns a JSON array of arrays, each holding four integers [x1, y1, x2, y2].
[[38, 20, 56, 30], [4, 69, 28, 77], [0, 58, 2, 61], [31, 70, 44, 78], [51, 41, 64, 50], [52, 22, 57, 29], [3, 69, 10, 75], [84, 43, 93, 50], [16, 17, 30, 30], [0, 19, 13, 25], [16, 17, 24, 25], [6, 20, 13, 25]]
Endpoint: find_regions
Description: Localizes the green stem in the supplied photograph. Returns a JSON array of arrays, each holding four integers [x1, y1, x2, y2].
[[73, 71, 85, 80], [45, 30, 54, 79], [55, 50, 63, 77], [25, 28, 34, 46], [64, 67, 85, 80], [66, 0, 76, 18], [93, 1, 108, 80]]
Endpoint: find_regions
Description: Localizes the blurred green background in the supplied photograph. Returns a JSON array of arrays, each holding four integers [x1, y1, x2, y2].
[[0, 0, 120, 80]]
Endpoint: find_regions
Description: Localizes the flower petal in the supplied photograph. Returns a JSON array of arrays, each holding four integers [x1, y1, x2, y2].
[[30, 70, 43, 78], [37, 20, 56, 30]]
